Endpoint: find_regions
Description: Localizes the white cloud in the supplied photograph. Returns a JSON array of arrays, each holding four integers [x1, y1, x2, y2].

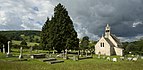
[[0, 0, 54, 30], [132, 21, 143, 27]]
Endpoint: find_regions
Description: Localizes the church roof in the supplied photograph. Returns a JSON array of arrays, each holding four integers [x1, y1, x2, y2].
[[111, 34, 122, 45], [104, 37, 115, 47]]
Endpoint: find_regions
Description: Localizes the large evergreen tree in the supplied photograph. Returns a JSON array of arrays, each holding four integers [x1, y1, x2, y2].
[[41, 3, 79, 53], [40, 17, 50, 50]]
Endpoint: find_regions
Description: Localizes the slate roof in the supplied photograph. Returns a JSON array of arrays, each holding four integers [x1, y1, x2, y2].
[[104, 38, 115, 47], [111, 34, 121, 45]]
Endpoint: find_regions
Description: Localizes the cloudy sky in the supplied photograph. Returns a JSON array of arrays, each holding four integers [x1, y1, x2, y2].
[[1, 0, 143, 42]]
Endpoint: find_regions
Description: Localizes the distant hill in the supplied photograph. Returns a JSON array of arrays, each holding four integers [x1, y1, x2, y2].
[[0, 30, 41, 42]]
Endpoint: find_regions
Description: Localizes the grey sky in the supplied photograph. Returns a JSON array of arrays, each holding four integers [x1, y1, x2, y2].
[[1, 0, 143, 41]]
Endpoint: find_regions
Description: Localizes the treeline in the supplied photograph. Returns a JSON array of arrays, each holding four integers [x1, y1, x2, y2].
[[0, 30, 41, 42], [123, 39, 143, 55]]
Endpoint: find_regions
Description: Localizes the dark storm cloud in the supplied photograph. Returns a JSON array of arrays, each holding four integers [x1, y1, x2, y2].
[[50, 0, 143, 40], [1, 0, 143, 41]]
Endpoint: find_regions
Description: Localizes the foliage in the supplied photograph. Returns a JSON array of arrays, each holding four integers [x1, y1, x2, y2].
[[40, 17, 50, 50], [80, 36, 90, 50], [40, 3, 79, 53], [12, 40, 39, 49], [0, 34, 9, 52], [20, 40, 28, 48], [123, 39, 143, 55], [0, 30, 40, 43]]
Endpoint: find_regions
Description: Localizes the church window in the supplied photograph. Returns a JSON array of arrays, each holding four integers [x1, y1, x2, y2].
[[100, 43, 102, 47], [100, 43, 104, 47]]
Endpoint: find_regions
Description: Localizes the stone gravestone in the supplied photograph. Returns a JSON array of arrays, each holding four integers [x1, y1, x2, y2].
[[77, 50, 80, 59], [132, 57, 138, 61], [73, 55, 78, 61], [98, 52, 101, 58], [120, 57, 124, 60], [30, 46, 33, 55], [106, 57, 110, 61], [3, 44, 5, 54], [63, 49, 68, 59], [6, 41, 12, 57], [85, 49, 88, 57], [141, 56, 143, 59], [52, 47, 55, 54], [112, 58, 117, 62], [19, 47, 23, 59]]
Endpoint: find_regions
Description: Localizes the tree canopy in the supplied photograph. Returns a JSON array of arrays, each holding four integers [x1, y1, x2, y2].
[[40, 3, 79, 53], [20, 40, 27, 47], [80, 36, 90, 50], [0, 34, 9, 52]]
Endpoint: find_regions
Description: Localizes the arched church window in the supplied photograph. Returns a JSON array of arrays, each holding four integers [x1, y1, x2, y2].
[[103, 43, 104, 47], [100, 43, 102, 47]]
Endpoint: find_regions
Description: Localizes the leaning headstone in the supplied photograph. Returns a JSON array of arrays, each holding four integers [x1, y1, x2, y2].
[[6, 41, 12, 57], [3, 45, 5, 54], [19, 47, 23, 59], [112, 58, 117, 62]]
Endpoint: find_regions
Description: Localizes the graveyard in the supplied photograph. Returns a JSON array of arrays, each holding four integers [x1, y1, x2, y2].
[[0, 47, 143, 70]]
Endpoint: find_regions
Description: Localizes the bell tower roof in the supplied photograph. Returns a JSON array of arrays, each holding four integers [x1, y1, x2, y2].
[[106, 24, 109, 27], [106, 24, 110, 30]]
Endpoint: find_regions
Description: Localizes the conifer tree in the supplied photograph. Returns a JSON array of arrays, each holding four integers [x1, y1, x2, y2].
[[41, 3, 79, 53]]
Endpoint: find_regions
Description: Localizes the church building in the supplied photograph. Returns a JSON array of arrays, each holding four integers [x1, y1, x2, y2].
[[95, 24, 124, 56]]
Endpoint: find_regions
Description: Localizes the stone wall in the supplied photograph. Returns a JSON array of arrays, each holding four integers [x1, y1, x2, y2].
[[114, 47, 123, 56], [95, 37, 111, 56]]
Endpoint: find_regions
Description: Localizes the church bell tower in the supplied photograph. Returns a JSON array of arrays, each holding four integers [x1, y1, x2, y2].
[[105, 24, 110, 38]]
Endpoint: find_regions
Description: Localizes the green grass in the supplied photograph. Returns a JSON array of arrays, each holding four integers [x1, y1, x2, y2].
[[0, 50, 143, 70], [12, 40, 39, 46]]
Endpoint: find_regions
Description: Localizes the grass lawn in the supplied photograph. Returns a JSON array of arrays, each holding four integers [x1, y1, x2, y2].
[[0, 50, 143, 70], [12, 40, 39, 46]]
